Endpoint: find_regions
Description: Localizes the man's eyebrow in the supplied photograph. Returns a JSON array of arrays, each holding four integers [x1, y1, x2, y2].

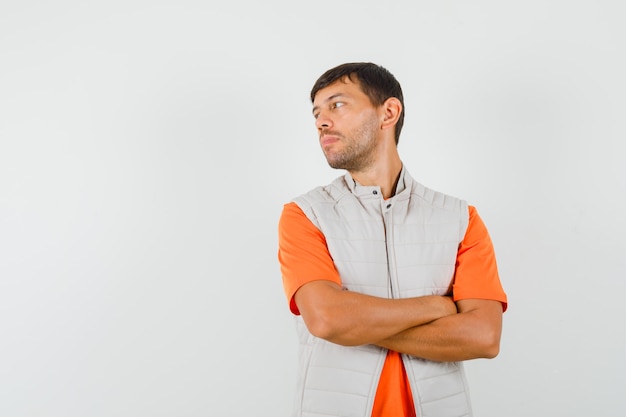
[[312, 93, 346, 114]]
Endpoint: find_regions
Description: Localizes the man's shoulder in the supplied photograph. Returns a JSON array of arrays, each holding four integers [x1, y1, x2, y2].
[[291, 174, 349, 207], [412, 184, 463, 205], [404, 173, 467, 212]]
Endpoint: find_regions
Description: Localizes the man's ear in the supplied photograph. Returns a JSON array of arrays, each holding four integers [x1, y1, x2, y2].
[[381, 97, 402, 130]]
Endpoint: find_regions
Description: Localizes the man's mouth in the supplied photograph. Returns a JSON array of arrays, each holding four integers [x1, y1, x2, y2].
[[320, 134, 341, 147]]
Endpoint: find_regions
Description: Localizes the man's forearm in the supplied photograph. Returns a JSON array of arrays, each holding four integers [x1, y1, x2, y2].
[[375, 299, 503, 362], [295, 281, 457, 346]]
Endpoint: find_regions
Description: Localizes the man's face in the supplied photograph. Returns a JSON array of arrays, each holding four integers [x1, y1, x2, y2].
[[312, 78, 382, 171]]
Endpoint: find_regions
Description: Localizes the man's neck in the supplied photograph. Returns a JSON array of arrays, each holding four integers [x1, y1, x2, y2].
[[349, 156, 403, 199]]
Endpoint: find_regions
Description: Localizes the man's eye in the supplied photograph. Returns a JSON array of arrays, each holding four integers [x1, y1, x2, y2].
[[332, 102, 344, 109]]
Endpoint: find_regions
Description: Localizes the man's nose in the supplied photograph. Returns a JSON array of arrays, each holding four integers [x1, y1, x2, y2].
[[315, 112, 332, 130]]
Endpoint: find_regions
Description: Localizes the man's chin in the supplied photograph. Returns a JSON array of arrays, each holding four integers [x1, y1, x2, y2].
[[324, 155, 344, 170], [326, 160, 350, 170]]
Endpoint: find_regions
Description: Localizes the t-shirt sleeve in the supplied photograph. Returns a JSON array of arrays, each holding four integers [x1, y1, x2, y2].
[[452, 206, 508, 312], [277, 202, 342, 315]]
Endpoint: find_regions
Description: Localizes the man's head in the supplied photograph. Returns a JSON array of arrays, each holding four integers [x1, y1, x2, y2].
[[310, 62, 405, 145]]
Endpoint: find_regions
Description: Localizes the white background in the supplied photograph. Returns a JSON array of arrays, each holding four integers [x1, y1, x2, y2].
[[1, 1, 625, 416]]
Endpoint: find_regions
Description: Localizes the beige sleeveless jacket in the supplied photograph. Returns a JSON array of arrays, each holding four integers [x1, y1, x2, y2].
[[291, 167, 472, 417]]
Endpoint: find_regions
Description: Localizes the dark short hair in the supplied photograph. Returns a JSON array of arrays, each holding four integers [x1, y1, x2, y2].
[[310, 62, 405, 145]]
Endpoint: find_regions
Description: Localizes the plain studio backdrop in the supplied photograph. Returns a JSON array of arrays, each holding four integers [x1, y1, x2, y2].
[[1, 1, 624, 416]]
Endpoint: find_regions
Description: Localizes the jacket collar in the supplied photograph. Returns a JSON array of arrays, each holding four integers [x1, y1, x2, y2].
[[342, 164, 411, 200]]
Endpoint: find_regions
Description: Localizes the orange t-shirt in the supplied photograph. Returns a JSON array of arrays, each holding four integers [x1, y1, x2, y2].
[[278, 202, 507, 417]]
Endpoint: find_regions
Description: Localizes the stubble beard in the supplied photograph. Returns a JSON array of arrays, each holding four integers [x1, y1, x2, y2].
[[323, 119, 379, 172]]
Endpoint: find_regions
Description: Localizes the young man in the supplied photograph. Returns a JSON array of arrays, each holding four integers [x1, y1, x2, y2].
[[278, 62, 507, 417]]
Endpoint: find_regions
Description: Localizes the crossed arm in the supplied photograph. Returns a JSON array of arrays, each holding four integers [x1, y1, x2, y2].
[[294, 280, 503, 362]]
